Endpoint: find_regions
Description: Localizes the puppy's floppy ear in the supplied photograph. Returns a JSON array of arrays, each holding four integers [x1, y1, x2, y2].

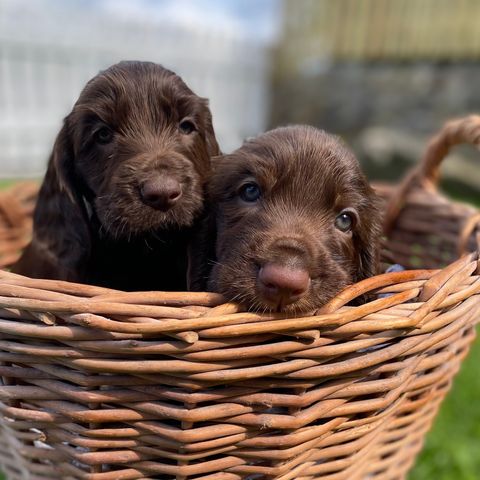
[[187, 209, 217, 291], [355, 190, 382, 282], [13, 117, 92, 281], [202, 100, 221, 157], [52, 119, 78, 204]]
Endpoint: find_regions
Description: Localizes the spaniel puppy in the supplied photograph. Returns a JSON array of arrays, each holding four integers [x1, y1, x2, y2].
[[190, 125, 381, 313], [14, 61, 220, 291]]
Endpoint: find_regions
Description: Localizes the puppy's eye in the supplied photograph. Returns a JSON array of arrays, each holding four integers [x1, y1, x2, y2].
[[239, 182, 261, 203], [179, 120, 196, 135], [94, 127, 113, 145], [335, 212, 354, 232]]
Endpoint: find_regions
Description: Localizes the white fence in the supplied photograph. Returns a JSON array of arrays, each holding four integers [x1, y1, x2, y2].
[[0, 1, 271, 177]]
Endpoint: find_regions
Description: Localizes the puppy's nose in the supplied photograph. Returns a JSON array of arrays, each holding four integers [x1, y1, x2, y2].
[[257, 263, 310, 307], [140, 177, 182, 211]]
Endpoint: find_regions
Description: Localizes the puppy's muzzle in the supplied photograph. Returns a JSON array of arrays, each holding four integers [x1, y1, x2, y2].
[[257, 263, 310, 307], [255, 237, 312, 308], [140, 176, 183, 211]]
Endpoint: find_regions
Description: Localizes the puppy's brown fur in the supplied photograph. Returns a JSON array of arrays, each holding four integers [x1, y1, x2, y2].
[[190, 125, 381, 313], [14, 61, 220, 290]]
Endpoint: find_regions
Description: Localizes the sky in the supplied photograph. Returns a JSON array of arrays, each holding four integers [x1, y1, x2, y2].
[[0, 0, 282, 44], [100, 0, 282, 42]]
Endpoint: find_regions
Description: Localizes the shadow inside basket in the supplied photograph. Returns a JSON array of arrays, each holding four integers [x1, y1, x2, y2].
[[0, 177, 478, 480]]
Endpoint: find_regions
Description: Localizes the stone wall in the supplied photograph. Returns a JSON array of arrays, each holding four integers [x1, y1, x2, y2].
[[269, 62, 480, 195]]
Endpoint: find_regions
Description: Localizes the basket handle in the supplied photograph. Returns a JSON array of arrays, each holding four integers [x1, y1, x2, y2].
[[384, 115, 480, 238], [416, 115, 480, 190]]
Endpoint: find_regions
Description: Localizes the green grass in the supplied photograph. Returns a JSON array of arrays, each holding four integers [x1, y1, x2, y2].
[[0, 179, 16, 190]]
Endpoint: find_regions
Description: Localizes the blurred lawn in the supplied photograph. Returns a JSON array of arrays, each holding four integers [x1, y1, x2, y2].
[[0, 181, 478, 480], [0, 179, 16, 189]]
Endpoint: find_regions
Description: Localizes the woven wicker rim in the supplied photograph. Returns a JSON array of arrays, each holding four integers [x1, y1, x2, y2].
[[0, 116, 478, 480]]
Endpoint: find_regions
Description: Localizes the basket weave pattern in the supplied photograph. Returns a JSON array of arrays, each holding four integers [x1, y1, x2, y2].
[[0, 118, 479, 479]]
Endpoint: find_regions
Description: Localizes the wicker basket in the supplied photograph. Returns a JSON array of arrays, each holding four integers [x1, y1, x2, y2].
[[0, 116, 479, 480]]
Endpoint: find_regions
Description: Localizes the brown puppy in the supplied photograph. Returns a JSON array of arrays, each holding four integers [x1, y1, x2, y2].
[[14, 61, 220, 290], [190, 125, 381, 313]]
